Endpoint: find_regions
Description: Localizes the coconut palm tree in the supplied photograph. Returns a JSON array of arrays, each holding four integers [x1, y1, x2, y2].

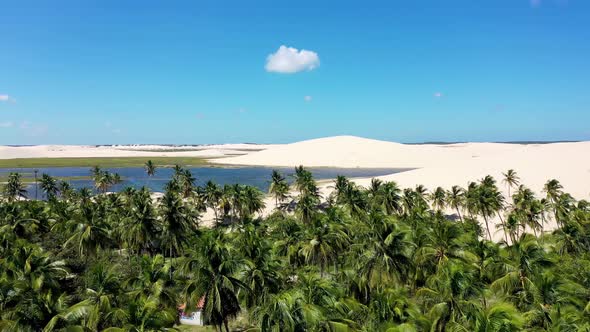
[[491, 233, 553, 310], [182, 169, 197, 198], [430, 187, 447, 212], [159, 190, 196, 257], [203, 180, 223, 222], [268, 170, 289, 209], [502, 169, 520, 200], [299, 216, 350, 276], [39, 173, 59, 199], [123, 189, 160, 255], [367, 178, 384, 210], [58, 181, 73, 200], [417, 261, 481, 332], [294, 165, 315, 196], [2, 172, 28, 202], [241, 186, 266, 218], [296, 192, 319, 224], [63, 203, 112, 258], [182, 231, 246, 332], [446, 186, 465, 222], [144, 160, 156, 184], [543, 179, 563, 226], [382, 181, 403, 215], [459, 301, 524, 332]]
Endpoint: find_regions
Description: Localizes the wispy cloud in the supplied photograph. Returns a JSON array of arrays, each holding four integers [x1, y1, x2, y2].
[[530, 0, 541, 7], [20, 121, 48, 137], [433, 92, 443, 98], [0, 121, 13, 128], [265, 45, 320, 74], [104, 122, 122, 134], [196, 112, 205, 120], [0, 95, 15, 103], [304, 95, 312, 102]]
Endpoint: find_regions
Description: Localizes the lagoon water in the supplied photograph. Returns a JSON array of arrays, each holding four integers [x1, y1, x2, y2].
[[0, 166, 409, 198]]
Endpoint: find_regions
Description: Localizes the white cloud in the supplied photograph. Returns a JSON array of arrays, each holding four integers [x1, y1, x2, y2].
[[0, 95, 15, 103], [434, 92, 443, 98], [0, 121, 13, 128], [304, 95, 312, 102], [265, 45, 320, 73]]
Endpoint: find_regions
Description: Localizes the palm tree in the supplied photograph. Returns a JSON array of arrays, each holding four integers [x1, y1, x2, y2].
[[58, 181, 73, 200], [39, 173, 59, 199], [203, 180, 223, 222], [1, 244, 69, 330], [49, 261, 123, 331], [269, 170, 289, 209], [446, 186, 465, 222], [241, 186, 266, 218], [159, 190, 197, 257], [294, 165, 315, 196], [502, 169, 520, 200], [63, 203, 112, 258], [182, 231, 246, 332], [333, 175, 350, 204], [382, 181, 403, 215], [461, 301, 524, 332], [123, 189, 160, 255], [296, 192, 319, 224], [430, 187, 447, 212], [102, 295, 178, 331], [358, 217, 413, 288], [179, 169, 196, 198], [34, 169, 39, 199], [299, 216, 350, 276], [144, 160, 156, 184], [2, 172, 28, 202], [543, 179, 564, 227], [367, 178, 384, 209], [417, 261, 481, 332], [491, 233, 553, 310], [475, 176, 505, 241]]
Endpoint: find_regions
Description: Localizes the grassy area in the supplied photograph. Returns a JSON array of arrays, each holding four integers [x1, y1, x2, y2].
[[0, 157, 210, 168], [0, 176, 98, 184]]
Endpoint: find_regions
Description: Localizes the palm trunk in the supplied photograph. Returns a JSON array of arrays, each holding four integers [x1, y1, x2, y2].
[[541, 215, 546, 243], [497, 211, 508, 243], [483, 214, 492, 241], [223, 318, 230, 332], [455, 205, 463, 223]]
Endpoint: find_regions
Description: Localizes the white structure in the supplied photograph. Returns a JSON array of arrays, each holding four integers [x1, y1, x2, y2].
[[180, 310, 203, 326]]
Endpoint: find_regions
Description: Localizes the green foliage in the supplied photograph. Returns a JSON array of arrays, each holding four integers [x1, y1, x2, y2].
[[1, 166, 590, 331]]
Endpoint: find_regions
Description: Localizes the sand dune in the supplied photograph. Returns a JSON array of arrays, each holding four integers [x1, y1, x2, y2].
[[215, 135, 590, 239], [218, 135, 590, 200], [2, 137, 588, 239], [0, 144, 275, 159]]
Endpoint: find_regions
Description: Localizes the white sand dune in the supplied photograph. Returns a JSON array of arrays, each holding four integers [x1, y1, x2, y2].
[[0, 144, 275, 160], [216, 136, 590, 239], [2, 137, 588, 240], [218, 135, 590, 200]]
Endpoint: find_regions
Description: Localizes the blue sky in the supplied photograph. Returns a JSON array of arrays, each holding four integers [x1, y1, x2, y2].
[[1, 0, 589, 144]]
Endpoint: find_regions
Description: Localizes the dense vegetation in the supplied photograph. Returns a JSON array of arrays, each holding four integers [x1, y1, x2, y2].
[[1, 162, 590, 331]]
